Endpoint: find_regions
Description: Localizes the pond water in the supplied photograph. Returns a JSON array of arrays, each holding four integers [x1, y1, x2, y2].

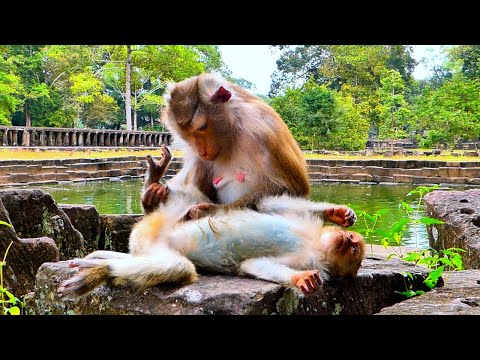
[[15, 179, 461, 249]]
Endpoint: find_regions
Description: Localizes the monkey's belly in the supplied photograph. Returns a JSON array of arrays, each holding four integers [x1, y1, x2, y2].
[[174, 212, 301, 274]]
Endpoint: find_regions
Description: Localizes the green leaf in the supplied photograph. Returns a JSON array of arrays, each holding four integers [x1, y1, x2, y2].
[[3, 289, 17, 303], [392, 218, 410, 233], [429, 266, 444, 280], [7, 306, 20, 315], [395, 290, 417, 298], [450, 254, 464, 270], [400, 202, 414, 212], [420, 217, 444, 225], [0, 220, 13, 229], [376, 209, 389, 216], [415, 290, 425, 296], [442, 247, 466, 254], [438, 258, 454, 268], [364, 214, 374, 223]]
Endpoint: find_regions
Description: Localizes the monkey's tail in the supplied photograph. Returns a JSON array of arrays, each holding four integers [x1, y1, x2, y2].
[[58, 248, 198, 299]]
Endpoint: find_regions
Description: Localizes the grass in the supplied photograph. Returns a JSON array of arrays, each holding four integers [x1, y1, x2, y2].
[[0, 148, 478, 162], [0, 148, 183, 161], [303, 152, 479, 162]]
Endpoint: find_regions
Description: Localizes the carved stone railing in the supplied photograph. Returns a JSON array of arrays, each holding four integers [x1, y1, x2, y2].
[[0, 126, 171, 147]]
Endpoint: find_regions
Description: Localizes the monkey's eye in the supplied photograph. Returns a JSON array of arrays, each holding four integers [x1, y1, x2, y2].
[[352, 245, 358, 255], [197, 123, 208, 131]]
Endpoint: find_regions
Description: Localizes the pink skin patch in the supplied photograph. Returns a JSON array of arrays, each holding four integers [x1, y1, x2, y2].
[[213, 176, 223, 185], [235, 171, 246, 183]]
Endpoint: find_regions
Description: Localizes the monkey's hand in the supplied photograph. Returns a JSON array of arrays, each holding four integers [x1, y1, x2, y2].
[[291, 270, 322, 296], [184, 203, 217, 221], [142, 183, 169, 214], [325, 206, 357, 227], [146, 145, 172, 184]]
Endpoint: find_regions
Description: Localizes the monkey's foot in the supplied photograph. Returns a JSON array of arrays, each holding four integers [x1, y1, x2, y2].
[[160, 145, 172, 161], [291, 270, 322, 296], [58, 259, 109, 299], [184, 203, 216, 220], [142, 183, 169, 213], [325, 206, 357, 227], [145, 146, 172, 184]]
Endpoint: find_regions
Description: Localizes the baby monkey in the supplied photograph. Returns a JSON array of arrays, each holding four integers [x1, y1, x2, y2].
[[58, 193, 365, 298]]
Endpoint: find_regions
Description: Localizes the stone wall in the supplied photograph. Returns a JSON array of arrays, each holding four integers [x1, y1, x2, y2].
[[0, 126, 171, 148], [1, 157, 479, 187]]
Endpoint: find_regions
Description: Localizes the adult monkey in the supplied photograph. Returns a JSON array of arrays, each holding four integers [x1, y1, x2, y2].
[[142, 73, 309, 219]]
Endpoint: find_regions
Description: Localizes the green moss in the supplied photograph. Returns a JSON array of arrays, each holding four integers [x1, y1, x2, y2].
[[275, 288, 299, 314]]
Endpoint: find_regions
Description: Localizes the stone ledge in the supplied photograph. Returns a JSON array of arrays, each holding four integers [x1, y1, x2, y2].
[[28, 256, 433, 315], [378, 270, 480, 315]]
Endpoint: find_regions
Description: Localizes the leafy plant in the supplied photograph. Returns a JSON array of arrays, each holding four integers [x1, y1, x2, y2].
[[0, 220, 24, 315], [356, 185, 466, 299], [357, 209, 388, 255]]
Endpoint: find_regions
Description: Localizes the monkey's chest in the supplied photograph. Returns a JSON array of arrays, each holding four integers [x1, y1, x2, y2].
[[212, 168, 253, 204]]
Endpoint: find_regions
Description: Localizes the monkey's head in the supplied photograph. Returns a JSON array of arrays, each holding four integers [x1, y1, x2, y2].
[[161, 73, 236, 162], [318, 226, 366, 278]]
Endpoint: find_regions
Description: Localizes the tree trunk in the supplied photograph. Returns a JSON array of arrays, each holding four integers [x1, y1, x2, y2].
[[150, 116, 154, 129], [133, 109, 137, 131], [125, 45, 132, 131], [133, 92, 138, 131], [25, 104, 31, 146], [25, 105, 31, 127]]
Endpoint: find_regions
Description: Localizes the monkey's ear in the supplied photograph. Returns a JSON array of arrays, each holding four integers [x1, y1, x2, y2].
[[211, 86, 231, 103]]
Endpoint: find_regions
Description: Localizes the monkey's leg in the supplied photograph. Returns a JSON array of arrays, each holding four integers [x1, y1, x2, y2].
[[144, 145, 172, 186], [239, 258, 322, 296], [58, 247, 198, 299], [142, 146, 172, 214], [84, 250, 132, 260]]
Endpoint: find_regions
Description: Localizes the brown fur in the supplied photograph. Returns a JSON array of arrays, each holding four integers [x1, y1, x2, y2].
[[58, 264, 110, 298], [144, 73, 309, 216], [318, 226, 366, 278]]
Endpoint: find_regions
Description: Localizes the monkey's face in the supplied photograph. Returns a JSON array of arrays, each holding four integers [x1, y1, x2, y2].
[[190, 117, 222, 161], [163, 76, 233, 162], [319, 227, 366, 278]]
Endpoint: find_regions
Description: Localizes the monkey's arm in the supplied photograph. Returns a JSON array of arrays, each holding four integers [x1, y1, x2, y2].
[[185, 183, 283, 220], [257, 195, 357, 228], [239, 257, 322, 296]]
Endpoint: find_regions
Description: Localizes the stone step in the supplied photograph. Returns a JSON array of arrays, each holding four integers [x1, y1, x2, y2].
[[377, 270, 480, 315], [29, 255, 432, 315]]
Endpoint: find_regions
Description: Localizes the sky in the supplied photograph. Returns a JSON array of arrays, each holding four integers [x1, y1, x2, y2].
[[218, 45, 451, 96]]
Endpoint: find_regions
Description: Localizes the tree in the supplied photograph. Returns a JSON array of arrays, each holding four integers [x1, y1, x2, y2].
[[449, 45, 480, 80], [324, 94, 369, 151], [0, 56, 22, 125], [414, 73, 480, 149], [377, 69, 412, 143], [6, 45, 49, 129]]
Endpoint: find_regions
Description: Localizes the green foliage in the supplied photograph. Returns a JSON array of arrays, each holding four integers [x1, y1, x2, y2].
[[356, 185, 465, 299], [0, 221, 24, 315], [413, 73, 480, 149], [324, 93, 369, 150], [0, 56, 23, 125], [377, 69, 413, 140], [0, 45, 226, 129], [271, 81, 369, 150]]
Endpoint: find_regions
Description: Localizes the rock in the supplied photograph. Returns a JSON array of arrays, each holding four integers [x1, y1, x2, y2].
[[28, 255, 433, 315], [0, 189, 85, 259], [0, 197, 59, 296], [60, 205, 100, 253], [99, 214, 143, 253], [378, 270, 480, 315], [424, 189, 480, 269]]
